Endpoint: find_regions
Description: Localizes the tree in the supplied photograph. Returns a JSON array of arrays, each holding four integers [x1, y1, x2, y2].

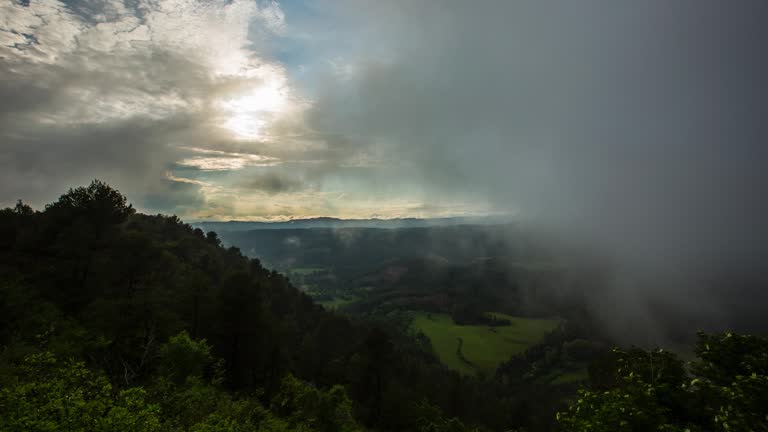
[[690, 332, 768, 431], [158, 331, 215, 385], [13, 200, 34, 216], [45, 179, 134, 228], [414, 400, 482, 432], [206, 231, 221, 246], [0, 352, 161, 432], [557, 332, 768, 432], [271, 373, 361, 432], [352, 328, 394, 425]]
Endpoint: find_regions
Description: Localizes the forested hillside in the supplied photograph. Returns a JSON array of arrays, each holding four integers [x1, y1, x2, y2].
[[2, 181, 767, 432], [0, 181, 530, 431]]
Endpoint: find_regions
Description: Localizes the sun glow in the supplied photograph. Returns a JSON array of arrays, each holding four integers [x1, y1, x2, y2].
[[218, 80, 288, 139]]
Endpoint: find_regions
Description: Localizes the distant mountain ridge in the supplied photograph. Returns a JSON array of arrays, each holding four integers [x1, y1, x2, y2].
[[193, 215, 511, 232]]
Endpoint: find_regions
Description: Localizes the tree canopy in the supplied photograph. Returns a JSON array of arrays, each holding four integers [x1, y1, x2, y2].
[[557, 332, 768, 431]]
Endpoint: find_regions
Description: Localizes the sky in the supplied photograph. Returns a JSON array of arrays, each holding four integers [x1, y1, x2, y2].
[[0, 0, 497, 220], [1, 0, 767, 231]]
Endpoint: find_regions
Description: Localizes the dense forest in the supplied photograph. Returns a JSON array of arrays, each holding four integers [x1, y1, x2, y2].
[[1, 181, 766, 431]]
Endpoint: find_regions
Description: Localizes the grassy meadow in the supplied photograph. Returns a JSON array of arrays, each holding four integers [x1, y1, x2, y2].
[[411, 312, 559, 374]]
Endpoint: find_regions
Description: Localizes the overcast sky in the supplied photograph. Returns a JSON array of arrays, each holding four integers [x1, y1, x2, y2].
[[2, 0, 766, 231]]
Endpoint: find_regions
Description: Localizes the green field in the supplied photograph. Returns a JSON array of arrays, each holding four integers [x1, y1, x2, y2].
[[411, 312, 559, 375]]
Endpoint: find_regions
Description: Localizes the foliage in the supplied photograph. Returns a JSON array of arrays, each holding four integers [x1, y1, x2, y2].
[[271, 373, 361, 432], [158, 331, 215, 384], [691, 331, 768, 386], [0, 352, 161, 432], [414, 400, 483, 432], [45, 179, 135, 226], [0, 350, 360, 432], [557, 333, 768, 431]]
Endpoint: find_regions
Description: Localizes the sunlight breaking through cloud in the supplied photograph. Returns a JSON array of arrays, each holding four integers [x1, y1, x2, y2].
[[176, 147, 280, 171]]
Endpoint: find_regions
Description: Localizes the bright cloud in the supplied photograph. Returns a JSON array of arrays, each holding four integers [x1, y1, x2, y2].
[[0, 0, 299, 133]]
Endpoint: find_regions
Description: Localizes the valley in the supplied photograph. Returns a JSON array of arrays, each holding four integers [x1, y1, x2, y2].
[[411, 312, 559, 375], [3, 184, 766, 432], [211, 223, 608, 387]]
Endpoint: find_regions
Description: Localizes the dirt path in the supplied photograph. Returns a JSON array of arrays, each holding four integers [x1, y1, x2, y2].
[[455, 337, 479, 371]]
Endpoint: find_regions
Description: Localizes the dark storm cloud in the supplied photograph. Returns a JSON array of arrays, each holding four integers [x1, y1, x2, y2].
[[142, 177, 206, 213], [0, 46, 212, 210], [299, 0, 768, 340], [0, 111, 191, 210]]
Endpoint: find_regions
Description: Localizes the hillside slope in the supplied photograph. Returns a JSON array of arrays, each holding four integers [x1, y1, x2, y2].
[[0, 181, 537, 431]]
